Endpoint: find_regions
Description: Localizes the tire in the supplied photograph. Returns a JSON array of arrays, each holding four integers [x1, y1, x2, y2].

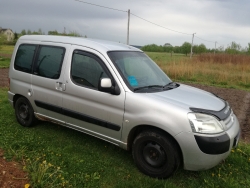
[[132, 130, 180, 179], [15, 97, 37, 127]]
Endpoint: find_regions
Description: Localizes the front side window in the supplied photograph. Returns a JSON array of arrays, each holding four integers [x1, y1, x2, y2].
[[108, 51, 172, 92], [14, 44, 37, 73], [34, 46, 65, 79], [71, 51, 108, 89]]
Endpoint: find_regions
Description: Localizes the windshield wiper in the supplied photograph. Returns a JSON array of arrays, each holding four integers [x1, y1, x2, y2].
[[134, 85, 164, 91]]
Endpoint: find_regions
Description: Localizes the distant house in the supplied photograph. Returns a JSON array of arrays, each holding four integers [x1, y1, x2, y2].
[[0, 27, 14, 41]]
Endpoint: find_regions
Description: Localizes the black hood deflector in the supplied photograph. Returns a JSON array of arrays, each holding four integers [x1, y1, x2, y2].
[[190, 101, 231, 121]]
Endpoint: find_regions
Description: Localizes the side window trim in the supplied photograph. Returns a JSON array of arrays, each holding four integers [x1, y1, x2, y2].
[[31, 45, 39, 73]]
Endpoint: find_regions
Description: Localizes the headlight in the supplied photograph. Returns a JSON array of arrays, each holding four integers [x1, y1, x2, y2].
[[187, 113, 224, 134]]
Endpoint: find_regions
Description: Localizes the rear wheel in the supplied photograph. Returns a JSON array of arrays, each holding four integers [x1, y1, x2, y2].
[[15, 97, 37, 127], [132, 130, 180, 179]]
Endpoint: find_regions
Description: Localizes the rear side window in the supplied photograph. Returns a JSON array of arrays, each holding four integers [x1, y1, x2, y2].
[[14, 44, 37, 73], [34, 46, 65, 79]]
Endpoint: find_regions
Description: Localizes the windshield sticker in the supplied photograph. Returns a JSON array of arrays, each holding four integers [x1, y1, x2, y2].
[[127, 76, 138, 86]]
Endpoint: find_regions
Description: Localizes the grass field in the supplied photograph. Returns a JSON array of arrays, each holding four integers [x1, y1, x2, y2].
[[0, 45, 13, 68], [1, 46, 250, 187], [0, 57, 11, 68], [146, 52, 250, 91], [0, 87, 250, 187], [0, 45, 14, 55]]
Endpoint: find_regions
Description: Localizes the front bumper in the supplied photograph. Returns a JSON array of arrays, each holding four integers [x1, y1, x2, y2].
[[175, 113, 240, 171]]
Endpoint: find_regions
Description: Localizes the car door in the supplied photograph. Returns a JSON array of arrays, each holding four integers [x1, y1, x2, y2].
[[61, 46, 125, 143], [31, 42, 70, 123]]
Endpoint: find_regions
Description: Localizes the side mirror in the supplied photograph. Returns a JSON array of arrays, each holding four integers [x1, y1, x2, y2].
[[100, 78, 112, 88], [99, 78, 120, 95]]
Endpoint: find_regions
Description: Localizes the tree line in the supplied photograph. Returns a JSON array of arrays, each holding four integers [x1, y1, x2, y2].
[[20, 29, 86, 38], [1, 28, 249, 55], [141, 42, 250, 55], [0, 28, 86, 45]]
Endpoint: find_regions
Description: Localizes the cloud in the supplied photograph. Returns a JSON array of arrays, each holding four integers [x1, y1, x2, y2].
[[0, 0, 249, 48]]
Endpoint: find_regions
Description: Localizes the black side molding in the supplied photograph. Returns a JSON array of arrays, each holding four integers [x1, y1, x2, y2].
[[35, 100, 62, 114], [190, 102, 231, 120], [194, 134, 230, 155], [64, 108, 120, 131], [35, 100, 120, 131]]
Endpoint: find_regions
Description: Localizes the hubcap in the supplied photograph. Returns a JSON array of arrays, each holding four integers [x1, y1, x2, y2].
[[143, 142, 166, 167], [19, 104, 29, 119]]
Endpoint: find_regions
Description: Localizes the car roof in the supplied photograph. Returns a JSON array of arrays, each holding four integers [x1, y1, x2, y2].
[[19, 35, 142, 52]]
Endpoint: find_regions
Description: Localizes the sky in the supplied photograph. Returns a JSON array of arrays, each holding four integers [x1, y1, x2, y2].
[[0, 0, 249, 49]]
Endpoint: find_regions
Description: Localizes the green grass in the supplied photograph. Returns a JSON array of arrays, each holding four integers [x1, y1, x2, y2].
[[0, 45, 13, 68], [0, 57, 11, 68], [0, 87, 250, 187], [0, 45, 14, 55], [146, 52, 186, 64]]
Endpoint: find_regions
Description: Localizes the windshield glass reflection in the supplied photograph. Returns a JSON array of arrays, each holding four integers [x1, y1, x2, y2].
[[108, 51, 172, 92]]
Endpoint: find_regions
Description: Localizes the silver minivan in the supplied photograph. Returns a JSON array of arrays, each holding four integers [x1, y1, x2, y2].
[[8, 35, 240, 178]]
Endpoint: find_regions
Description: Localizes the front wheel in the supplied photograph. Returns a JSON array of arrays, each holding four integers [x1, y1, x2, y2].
[[15, 97, 37, 127], [132, 130, 180, 179]]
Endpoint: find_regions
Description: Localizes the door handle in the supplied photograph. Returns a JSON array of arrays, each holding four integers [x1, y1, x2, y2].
[[56, 82, 66, 91]]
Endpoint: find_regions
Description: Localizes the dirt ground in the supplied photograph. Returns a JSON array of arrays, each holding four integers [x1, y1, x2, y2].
[[0, 68, 250, 187], [0, 149, 29, 188], [188, 83, 250, 142], [0, 68, 9, 87]]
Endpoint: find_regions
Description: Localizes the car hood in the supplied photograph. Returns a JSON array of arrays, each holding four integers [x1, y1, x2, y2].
[[148, 84, 225, 111]]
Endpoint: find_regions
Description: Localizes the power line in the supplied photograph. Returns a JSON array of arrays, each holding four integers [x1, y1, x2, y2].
[[130, 13, 192, 35], [74, 0, 222, 45], [74, 0, 127, 12], [195, 36, 225, 48], [74, 0, 192, 36], [217, 42, 224, 47], [194, 35, 214, 43]]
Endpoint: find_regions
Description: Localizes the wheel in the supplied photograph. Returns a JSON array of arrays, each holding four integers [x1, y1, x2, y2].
[[132, 130, 180, 179], [15, 97, 37, 127]]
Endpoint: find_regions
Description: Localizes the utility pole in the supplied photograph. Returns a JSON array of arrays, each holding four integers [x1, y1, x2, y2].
[[214, 41, 217, 55], [127, 9, 130, 45], [190, 33, 196, 58]]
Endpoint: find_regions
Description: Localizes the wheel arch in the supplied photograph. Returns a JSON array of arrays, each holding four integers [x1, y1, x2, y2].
[[13, 94, 34, 112], [13, 94, 24, 107], [127, 124, 183, 165]]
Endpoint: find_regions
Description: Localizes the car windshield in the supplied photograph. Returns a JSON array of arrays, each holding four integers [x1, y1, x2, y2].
[[108, 51, 172, 92]]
